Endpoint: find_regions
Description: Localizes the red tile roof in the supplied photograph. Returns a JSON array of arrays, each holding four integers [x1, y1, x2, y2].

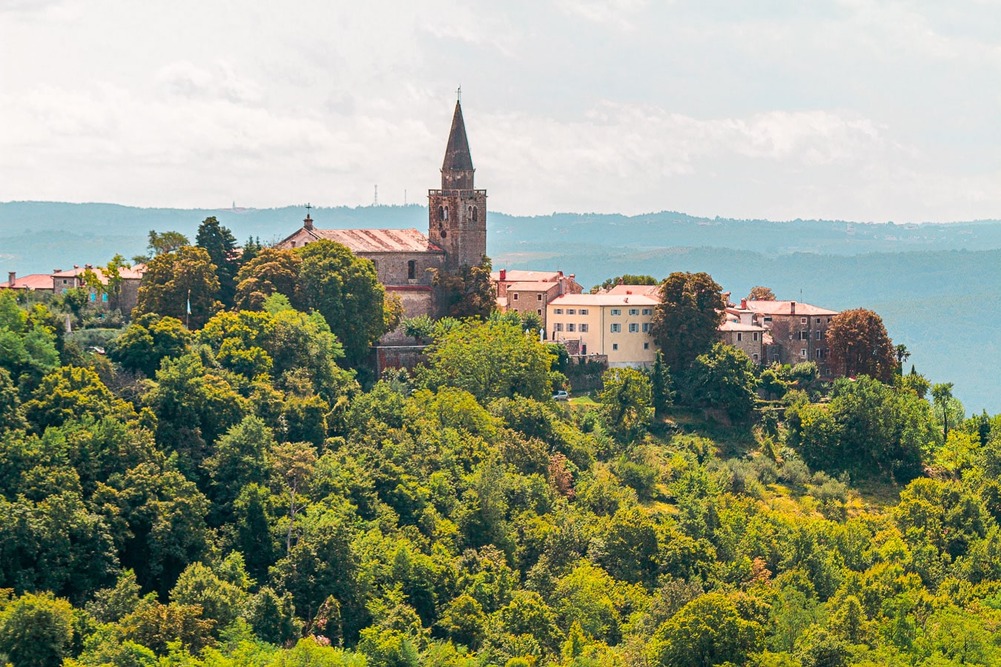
[[307, 228, 443, 254], [550, 293, 659, 307], [491, 270, 563, 282], [5, 274, 54, 290], [743, 300, 838, 317], [604, 284, 661, 297]]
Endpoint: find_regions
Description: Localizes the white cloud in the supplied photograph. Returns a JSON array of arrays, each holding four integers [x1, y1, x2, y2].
[[0, 0, 998, 223]]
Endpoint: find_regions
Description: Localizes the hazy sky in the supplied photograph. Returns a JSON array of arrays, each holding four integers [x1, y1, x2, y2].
[[2, 0, 999, 221]]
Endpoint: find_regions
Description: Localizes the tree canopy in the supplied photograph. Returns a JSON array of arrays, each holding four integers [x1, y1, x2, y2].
[[133, 245, 221, 328], [297, 240, 387, 367], [651, 272, 725, 371], [826, 307, 897, 383]]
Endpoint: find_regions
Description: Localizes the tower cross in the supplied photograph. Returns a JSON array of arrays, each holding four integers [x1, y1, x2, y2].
[[305, 202, 312, 215], [456, 85, 461, 102]]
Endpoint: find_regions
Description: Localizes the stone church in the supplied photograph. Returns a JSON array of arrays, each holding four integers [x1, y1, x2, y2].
[[276, 100, 487, 322]]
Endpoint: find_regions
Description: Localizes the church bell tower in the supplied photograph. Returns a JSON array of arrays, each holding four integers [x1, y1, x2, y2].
[[428, 97, 487, 271]]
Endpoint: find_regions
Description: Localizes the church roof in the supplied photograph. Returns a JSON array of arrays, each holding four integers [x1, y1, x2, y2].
[[442, 101, 474, 172], [304, 228, 444, 254]]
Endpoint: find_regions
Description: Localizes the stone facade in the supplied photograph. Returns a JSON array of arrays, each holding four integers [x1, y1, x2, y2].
[[719, 300, 766, 363], [491, 269, 583, 330], [744, 299, 838, 375], [428, 101, 487, 272]]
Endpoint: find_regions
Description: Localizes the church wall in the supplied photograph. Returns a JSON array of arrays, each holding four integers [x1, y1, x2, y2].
[[359, 251, 445, 287]]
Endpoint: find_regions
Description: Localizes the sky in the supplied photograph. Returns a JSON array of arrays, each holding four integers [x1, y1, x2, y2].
[[1, 0, 999, 222]]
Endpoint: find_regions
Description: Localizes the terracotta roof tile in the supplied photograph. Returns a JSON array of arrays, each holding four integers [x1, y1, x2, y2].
[[310, 228, 443, 254], [744, 300, 838, 316]]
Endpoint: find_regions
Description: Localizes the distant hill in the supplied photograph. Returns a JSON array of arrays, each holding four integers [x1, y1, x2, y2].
[[3, 201, 1000, 412]]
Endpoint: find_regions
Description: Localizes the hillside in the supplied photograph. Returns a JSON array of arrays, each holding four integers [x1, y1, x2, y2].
[[2, 201, 999, 411]]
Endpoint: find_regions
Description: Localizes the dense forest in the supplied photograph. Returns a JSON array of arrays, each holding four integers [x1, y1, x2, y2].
[[3, 226, 1001, 666]]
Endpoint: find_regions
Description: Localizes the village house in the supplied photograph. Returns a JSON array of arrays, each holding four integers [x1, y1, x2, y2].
[[491, 269, 582, 330], [276, 99, 486, 333], [744, 299, 839, 374], [718, 299, 767, 364], [4, 272, 54, 294], [546, 290, 658, 368], [51, 264, 146, 313]]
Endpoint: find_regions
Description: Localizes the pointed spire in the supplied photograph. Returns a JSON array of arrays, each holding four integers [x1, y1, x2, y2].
[[442, 100, 474, 174]]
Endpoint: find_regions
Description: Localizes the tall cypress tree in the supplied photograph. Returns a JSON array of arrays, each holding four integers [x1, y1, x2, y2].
[[196, 216, 238, 308]]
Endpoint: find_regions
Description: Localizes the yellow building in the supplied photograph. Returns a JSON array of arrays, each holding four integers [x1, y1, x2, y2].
[[546, 292, 658, 368]]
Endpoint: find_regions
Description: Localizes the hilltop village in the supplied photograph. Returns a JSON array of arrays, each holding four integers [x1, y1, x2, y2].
[[4, 100, 995, 667], [2, 99, 844, 383]]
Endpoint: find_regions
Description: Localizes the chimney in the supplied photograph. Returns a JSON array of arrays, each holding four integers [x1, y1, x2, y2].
[[740, 298, 747, 309], [790, 301, 796, 315], [303, 213, 314, 231], [499, 269, 507, 281], [7, 272, 14, 288]]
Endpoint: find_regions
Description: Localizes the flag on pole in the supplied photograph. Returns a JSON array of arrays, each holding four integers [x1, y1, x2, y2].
[[186, 291, 191, 315]]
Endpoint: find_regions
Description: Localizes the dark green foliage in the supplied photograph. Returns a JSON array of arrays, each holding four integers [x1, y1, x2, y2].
[[651, 272, 725, 371], [133, 245, 221, 328], [431, 256, 495, 319], [684, 343, 758, 421], [109, 313, 191, 377], [297, 240, 387, 368], [419, 318, 555, 402], [195, 216, 239, 308], [4, 276, 1001, 666], [0, 592, 76, 667]]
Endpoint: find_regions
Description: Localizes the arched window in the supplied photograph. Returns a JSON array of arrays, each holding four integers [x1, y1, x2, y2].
[[407, 260, 417, 280], [443, 206, 449, 220], [438, 205, 445, 221], [472, 206, 478, 222]]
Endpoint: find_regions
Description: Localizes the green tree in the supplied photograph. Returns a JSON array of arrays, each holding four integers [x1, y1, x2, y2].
[[431, 256, 495, 319], [22, 365, 121, 433], [651, 272, 725, 371], [234, 247, 304, 311], [599, 367, 653, 442], [171, 561, 249, 631], [648, 592, 763, 667], [298, 240, 386, 367], [147, 229, 190, 256], [133, 245, 221, 328], [109, 313, 192, 378], [204, 416, 276, 519], [419, 318, 555, 402], [650, 350, 674, 417], [825, 308, 897, 383], [196, 216, 239, 308], [685, 343, 758, 421], [0, 292, 60, 390], [147, 352, 247, 474], [590, 274, 658, 293], [0, 367, 26, 432], [747, 286, 776, 301], [931, 382, 963, 444], [0, 592, 76, 667]]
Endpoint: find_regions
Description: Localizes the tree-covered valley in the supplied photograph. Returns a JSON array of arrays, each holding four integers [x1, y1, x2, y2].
[[3, 223, 1001, 666]]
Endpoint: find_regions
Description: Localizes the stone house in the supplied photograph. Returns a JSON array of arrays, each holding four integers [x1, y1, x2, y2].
[[4, 272, 55, 294], [50, 264, 145, 312], [744, 299, 839, 374], [718, 300, 766, 364], [491, 269, 582, 330]]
